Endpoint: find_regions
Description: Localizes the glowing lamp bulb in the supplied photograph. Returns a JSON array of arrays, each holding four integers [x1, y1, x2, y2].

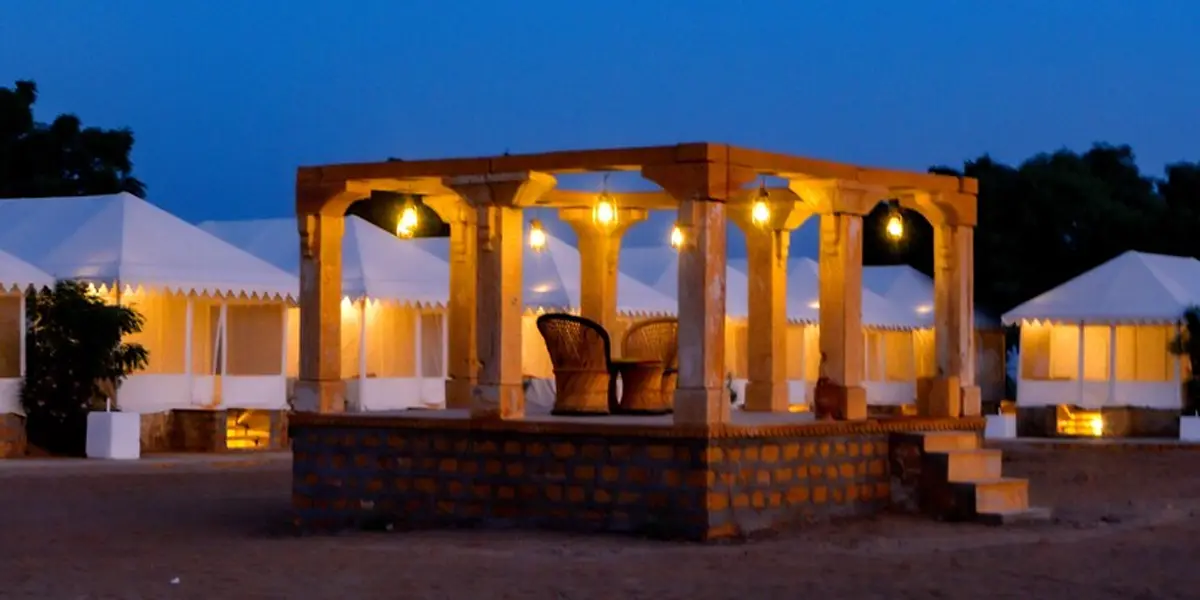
[[669, 224, 684, 249], [1089, 415, 1104, 437], [528, 219, 547, 252], [885, 214, 904, 239], [396, 205, 419, 238], [593, 196, 617, 227], [751, 200, 770, 227]]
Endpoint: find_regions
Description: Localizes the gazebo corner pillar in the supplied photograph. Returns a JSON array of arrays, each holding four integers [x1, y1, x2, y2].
[[791, 179, 888, 421], [294, 182, 361, 414], [446, 172, 556, 420], [730, 198, 813, 412], [643, 162, 757, 426], [560, 207, 648, 334], [425, 195, 479, 410], [931, 221, 979, 418]]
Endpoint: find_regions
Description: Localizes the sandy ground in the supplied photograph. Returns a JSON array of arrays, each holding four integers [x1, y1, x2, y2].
[[0, 446, 1198, 599]]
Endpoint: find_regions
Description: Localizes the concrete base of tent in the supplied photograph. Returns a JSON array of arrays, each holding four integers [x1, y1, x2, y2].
[[1017, 406, 1181, 438], [0, 413, 26, 458], [140, 409, 290, 454], [287, 411, 1043, 541]]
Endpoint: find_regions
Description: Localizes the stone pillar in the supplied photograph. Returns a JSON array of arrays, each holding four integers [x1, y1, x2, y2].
[[560, 207, 648, 335], [446, 173, 555, 419], [643, 162, 757, 426], [790, 179, 887, 422], [424, 196, 477, 410], [729, 195, 812, 412], [931, 222, 979, 417], [816, 213, 868, 421], [295, 212, 347, 413]]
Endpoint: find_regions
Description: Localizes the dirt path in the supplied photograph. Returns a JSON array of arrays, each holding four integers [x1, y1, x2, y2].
[[0, 447, 1197, 599]]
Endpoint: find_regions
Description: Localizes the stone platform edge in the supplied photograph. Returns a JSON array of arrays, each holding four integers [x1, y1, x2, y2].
[[288, 413, 984, 439]]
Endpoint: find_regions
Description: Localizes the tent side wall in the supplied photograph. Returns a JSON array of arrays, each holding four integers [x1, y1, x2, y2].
[[1016, 321, 1181, 410]]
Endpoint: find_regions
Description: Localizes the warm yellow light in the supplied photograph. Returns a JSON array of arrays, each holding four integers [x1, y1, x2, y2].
[[885, 214, 904, 239], [915, 304, 933, 314], [528, 219, 547, 252], [593, 195, 617, 227], [1056, 405, 1104, 437], [751, 200, 770, 227], [807, 300, 820, 309], [669, 224, 684, 249], [1089, 415, 1104, 437], [396, 204, 419, 238]]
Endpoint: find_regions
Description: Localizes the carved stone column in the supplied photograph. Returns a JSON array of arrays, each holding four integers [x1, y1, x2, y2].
[[294, 181, 362, 414], [424, 196, 478, 410], [729, 192, 812, 412], [932, 222, 979, 417], [446, 173, 555, 419], [560, 207, 648, 335], [643, 162, 757, 426], [789, 180, 887, 421]]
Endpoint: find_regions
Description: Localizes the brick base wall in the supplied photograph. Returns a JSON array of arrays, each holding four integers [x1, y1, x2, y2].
[[291, 415, 980, 541], [138, 409, 289, 454], [0, 413, 26, 458]]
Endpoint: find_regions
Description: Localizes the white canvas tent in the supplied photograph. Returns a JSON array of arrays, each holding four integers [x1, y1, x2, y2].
[[0, 253, 54, 415], [1002, 251, 1199, 409], [200, 216, 450, 412], [0, 193, 299, 414], [862, 264, 1007, 404]]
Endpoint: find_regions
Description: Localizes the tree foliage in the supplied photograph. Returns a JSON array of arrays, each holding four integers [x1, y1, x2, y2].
[[21, 281, 148, 456], [865, 143, 1197, 315], [0, 80, 145, 199], [1169, 306, 1200, 416]]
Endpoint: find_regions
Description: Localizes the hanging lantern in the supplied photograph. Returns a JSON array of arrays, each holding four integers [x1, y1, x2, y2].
[[669, 223, 684, 250], [528, 219, 547, 252], [885, 203, 904, 240], [395, 201, 419, 238], [750, 180, 771, 228], [593, 173, 618, 228]]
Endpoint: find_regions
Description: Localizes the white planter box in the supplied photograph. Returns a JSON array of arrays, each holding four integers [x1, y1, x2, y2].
[[984, 414, 1017, 439], [1180, 416, 1200, 442], [86, 411, 141, 460]]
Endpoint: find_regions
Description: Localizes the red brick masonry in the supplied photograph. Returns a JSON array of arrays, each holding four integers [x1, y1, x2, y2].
[[0, 413, 26, 458], [291, 415, 983, 541]]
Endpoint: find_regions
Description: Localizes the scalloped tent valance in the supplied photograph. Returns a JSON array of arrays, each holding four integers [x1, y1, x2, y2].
[[0, 247, 53, 293], [0, 193, 298, 300]]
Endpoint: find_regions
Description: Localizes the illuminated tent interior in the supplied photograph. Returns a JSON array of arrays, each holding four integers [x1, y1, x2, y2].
[[0, 193, 298, 414], [1003, 251, 1200, 433], [862, 264, 1008, 405], [200, 216, 449, 412], [0, 253, 54, 416]]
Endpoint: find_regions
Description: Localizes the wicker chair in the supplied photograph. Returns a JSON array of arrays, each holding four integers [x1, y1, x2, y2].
[[622, 317, 679, 407], [535, 313, 617, 415]]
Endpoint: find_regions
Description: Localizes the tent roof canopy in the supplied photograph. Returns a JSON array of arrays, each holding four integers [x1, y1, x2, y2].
[[0, 248, 54, 293], [0, 193, 298, 300], [1002, 251, 1200, 325], [861, 264, 1000, 328], [200, 215, 448, 306]]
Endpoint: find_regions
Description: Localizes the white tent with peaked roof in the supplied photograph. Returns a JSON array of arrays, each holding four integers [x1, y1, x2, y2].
[[201, 216, 450, 412], [1003, 251, 1198, 411], [0, 193, 300, 417], [0, 252, 54, 415]]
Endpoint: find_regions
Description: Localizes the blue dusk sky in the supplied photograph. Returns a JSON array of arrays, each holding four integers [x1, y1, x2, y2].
[[1, 1, 1197, 256]]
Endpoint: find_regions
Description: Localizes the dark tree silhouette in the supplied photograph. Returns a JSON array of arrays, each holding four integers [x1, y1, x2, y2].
[[0, 80, 145, 198]]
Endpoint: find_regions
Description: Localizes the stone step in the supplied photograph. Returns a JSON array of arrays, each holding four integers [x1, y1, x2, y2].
[[977, 506, 1053, 526], [953, 478, 1030, 515], [919, 431, 980, 453], [943, 449, 1003, 482]]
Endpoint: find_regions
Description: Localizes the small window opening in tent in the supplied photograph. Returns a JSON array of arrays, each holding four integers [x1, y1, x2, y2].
[[226, 409, 273, 449], [1056, 405, 1104, 437]]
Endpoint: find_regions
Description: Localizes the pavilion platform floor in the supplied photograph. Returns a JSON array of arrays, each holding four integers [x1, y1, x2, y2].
[[289, 409, 984, 541]]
